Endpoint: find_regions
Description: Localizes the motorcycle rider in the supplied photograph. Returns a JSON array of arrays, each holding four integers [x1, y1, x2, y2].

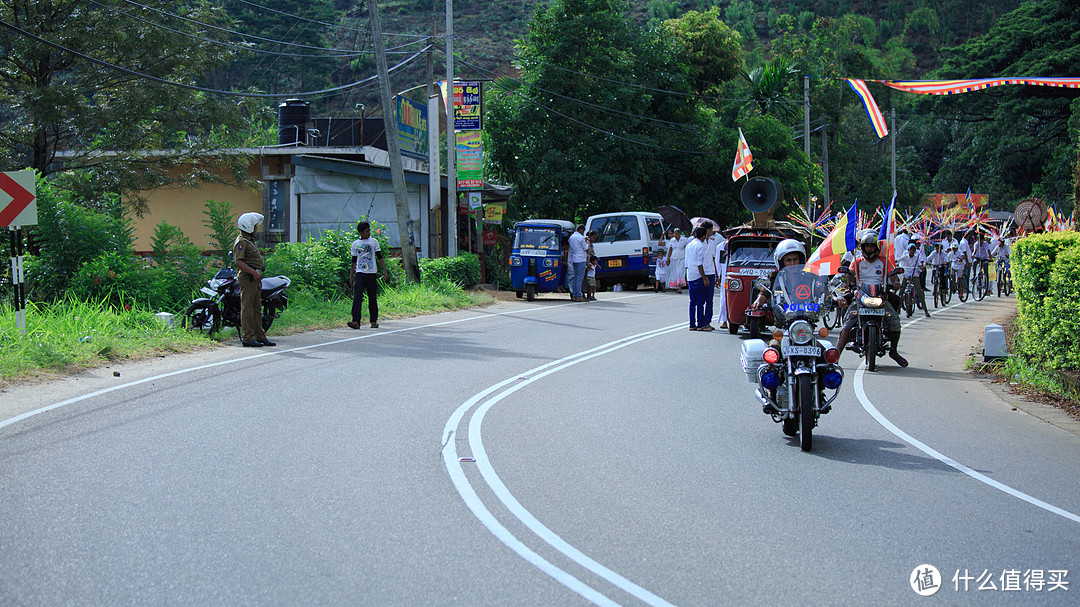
[[749, 238, 807, 313], [232, 212, 275, 347], [834, 232, 907, 367]]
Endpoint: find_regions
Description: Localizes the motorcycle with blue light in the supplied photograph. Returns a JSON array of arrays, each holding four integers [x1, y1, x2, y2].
[[740, 265, 845, 451]]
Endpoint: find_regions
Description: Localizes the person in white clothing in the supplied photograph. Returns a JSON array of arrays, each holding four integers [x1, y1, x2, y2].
[[568, 225, 588, 301], [666, 228, 687, 292], [897, 241, 929, 317], [714, 231, 729, 328], [684, 226, 710, 330], [894, 228, 910, 264], [701, 221, 720, 330]]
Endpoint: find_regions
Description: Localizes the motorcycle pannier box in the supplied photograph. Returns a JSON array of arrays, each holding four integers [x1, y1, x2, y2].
[[740, 339, 768, 384]]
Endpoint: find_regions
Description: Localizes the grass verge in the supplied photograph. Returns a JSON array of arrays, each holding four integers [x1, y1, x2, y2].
[[0, 282, 495, 387]]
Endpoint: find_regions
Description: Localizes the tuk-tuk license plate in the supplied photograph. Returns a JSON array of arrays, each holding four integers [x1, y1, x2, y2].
[[783, 345, 821, 357], [518, 248, 547, 257], [739, 268, 772, 277], [606, 258, 624, 268], [860, 308, 886, 316]]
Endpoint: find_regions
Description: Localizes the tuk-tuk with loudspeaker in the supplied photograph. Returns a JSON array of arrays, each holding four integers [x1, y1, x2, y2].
[[722, 177, 812, 338], [509, 219, 576, 301]]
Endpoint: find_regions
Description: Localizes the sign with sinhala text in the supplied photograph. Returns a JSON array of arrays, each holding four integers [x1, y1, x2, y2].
[[453, 81, 482, 131], [0, 170, 37, 228], [395, 95, 428, 157], [457, 131, 483, 190]]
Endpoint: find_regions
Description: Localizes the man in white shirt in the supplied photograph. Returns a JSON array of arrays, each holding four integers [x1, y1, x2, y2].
[[568, 224, 588, 302], [701, 221, 721, 331], [897, 241, 929, 317], [714, 230, 729, 329], [684, 226, 709, 330], [894, 228, 910, 264], [957, 231, 973, 287]]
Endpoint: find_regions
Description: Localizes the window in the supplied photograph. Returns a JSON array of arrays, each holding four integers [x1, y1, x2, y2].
[[645, 217, 663, 241], [728, 244, 774, 268], [513, 227, 560, 250], [592, 216, 641, 243]]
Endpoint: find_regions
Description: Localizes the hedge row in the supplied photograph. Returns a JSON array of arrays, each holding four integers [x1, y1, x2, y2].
[[1011, 231, 1080, 370]]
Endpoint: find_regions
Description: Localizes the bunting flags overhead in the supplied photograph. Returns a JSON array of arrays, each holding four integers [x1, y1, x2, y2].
[[874, 77, 1080, 95], [805, 203, 859, 276], [846, 79, 888, 139], [731, 128, 754, 181]]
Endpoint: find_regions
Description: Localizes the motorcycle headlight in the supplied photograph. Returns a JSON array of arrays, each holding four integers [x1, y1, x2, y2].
[[542, 258, 555, 268], [510, 256, 523, 267], [727, 278, 743, 291], [789, 320, 813, 345], [860, 296, 883, 307]]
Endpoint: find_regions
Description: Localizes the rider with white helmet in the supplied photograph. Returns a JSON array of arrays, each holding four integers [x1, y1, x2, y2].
[[834, 231, 906, 366], [232, 212, 275, 347], [749, 238, 806, 312]]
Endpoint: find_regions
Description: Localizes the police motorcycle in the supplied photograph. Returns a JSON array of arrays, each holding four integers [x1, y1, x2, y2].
[[181, 263, 291, 336], [837, 265, 904, 372], [740, 250, 844, 451]]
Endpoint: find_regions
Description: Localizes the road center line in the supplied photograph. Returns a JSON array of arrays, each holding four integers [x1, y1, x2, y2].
[[444, 324, 685, 607], [854, 298, 1080, 524]]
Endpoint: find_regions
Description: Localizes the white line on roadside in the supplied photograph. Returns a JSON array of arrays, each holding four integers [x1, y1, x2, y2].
[[0, 294, 650, 431], [855, 298, 1080, 524], [444, 324, 685, 607]]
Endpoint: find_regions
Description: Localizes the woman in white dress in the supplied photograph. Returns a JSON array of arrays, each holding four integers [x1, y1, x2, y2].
[[666, 228, 687, 292]]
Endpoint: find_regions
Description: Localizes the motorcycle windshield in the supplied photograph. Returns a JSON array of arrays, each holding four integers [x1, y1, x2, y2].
[[772, 265, 829, 324], [513, 227, 561, 251]]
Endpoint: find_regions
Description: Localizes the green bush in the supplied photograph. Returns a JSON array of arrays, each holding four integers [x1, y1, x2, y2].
[[1011, 231, 1080, 369], [202, 199, 237, 266], [419, 253, 482, 288], [69, 251, 152, 309], [264, 240, 344, 298], [148, 221, 210, 313]]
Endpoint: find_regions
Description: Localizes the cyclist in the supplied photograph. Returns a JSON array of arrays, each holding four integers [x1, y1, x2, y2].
[[834, 232, 907, 367], [950, 238, 968, 298], [972, 231, 991, 296], [897, 240, 929, 317], [991, 235, 1011, 293], [927, 240, 949, 304]]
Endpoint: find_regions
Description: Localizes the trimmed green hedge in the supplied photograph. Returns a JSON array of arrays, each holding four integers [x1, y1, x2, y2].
[[419, 253, 482, 288], [1012, 231, 1080, 370]]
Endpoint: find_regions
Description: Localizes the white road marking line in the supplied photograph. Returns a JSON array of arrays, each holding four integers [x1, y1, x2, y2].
[[855, 298, 1080, 524], [0, 294, 651, 431], [444, 325, 684, 607]]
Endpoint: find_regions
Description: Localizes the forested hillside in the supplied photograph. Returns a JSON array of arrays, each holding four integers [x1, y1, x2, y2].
[[2, 0, 1075, 224]]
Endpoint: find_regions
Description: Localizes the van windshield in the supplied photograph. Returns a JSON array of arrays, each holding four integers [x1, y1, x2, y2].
[[592, 216, 641, 242], [513, 227, 560, 250]]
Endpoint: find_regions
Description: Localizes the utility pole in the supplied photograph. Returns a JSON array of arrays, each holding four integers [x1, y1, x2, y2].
[[804, 75, 811, 217], [425, 0, 439, 257], [890, 107, 897, 195], [821, 119, 830, 215], [369, 0, 420, 283], [445, 0, 457, 257]]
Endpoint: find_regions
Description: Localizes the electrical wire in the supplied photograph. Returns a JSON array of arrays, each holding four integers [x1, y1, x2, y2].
[[233, 0, 436, 38], [0, 17, 429, 99]]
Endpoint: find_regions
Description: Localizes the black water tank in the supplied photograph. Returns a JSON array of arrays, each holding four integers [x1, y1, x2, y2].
[[277, 99, 310, 145]]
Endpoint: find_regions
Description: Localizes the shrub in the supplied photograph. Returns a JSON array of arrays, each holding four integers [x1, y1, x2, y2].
[[69, 251, 152, 309], [1011, 231, 1080, 369], [148, 221, 210, 312], [264, 240, 344, 298], [419, 253, 482, 288], [202, 199, 237, 265]]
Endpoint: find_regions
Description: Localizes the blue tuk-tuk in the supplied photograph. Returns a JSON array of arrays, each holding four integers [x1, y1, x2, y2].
[[510, 219, 576, 301]]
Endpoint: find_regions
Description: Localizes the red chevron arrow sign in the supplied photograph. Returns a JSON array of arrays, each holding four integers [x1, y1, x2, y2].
[[0, 170, 37, 228]]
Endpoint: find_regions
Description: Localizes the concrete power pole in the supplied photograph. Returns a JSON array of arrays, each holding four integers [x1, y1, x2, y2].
[[804, 75, 811, 217], [369, 0, 420, 283], [445, 0, 457, 257]]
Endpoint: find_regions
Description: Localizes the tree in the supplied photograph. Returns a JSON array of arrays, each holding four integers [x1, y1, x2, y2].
[[0, 0, 258, 214]]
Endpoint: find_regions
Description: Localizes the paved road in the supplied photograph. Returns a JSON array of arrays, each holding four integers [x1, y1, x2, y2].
[[1, 292, 1076, 605]]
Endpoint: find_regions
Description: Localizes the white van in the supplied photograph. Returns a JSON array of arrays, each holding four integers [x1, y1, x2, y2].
[[585, 211, 665, 290]]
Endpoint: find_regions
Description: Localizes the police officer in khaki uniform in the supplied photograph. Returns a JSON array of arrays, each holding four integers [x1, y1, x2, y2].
[[232, 212, 275, 347]]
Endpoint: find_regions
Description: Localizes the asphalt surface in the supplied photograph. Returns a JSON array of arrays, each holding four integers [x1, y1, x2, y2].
[[1, 291, 1076, 606]]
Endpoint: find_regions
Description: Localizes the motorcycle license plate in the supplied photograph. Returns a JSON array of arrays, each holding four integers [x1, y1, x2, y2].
[[860, 308, 886, 316], [200, 287, 217, 297], [783, 345, 821, 357]]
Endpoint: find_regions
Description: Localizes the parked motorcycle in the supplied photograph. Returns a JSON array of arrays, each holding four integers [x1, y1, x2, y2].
[[839, 266, 903, 372], [740, 265, 844, 451], [181, 266, 290, 336]]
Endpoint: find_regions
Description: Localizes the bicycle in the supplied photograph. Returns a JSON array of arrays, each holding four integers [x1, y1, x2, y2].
[[933, 265, 951, 307], [971, 259, 989, 301], [952, 266, 968, 302], [996, 259, 1012, 297]]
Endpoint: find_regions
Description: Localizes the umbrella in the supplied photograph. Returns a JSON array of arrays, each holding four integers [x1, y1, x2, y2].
[[691, 216, 721, 231], [657, 205, 693, 233]]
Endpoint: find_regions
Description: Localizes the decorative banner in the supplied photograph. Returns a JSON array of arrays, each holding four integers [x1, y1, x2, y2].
[[456, 130, 483, 190], [923, 192, 989, 220], [874, 77, 1080, 95], [394, 95, 428, 157], [453, 81, 482, 131], [731, 128, 754, 181], [0, 170, 37, 228], [846, 79, 888, 139], [483, 203, 504, 224]]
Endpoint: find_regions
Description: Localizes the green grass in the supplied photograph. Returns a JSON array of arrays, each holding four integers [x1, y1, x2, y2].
[[0, 281, 494, 386]]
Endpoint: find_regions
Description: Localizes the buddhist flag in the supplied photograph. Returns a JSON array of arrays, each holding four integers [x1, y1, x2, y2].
[[731, 128, 754, 181], [878, 191, 899, 269], [847, 79, 888, 139], [805, 202, 859, 276]]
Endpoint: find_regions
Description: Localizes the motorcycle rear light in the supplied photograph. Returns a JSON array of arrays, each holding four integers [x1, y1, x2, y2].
[[727, 278, 743, 291], [763, 348, 780, 364], [823, 370, 843, 390], [824, 348, 840, 364], [818, 327, 829, 338], [761, 370, 781, 390]]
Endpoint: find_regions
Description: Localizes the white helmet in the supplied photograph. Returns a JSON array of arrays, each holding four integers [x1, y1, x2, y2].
[[237, 212, 264, 233], [773, 238, 806, 269]]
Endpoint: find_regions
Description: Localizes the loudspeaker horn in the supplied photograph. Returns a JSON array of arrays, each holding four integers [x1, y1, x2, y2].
[[740, 177, 784, 227]]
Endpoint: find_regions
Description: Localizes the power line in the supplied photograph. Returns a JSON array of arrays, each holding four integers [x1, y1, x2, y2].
[[0, 17, 429, 99]]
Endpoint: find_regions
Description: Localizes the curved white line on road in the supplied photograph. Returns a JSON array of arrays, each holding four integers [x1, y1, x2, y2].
[[854, 299, 1080, 524], [444, 325, 685, 607], [0, 294, 649, 432]]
